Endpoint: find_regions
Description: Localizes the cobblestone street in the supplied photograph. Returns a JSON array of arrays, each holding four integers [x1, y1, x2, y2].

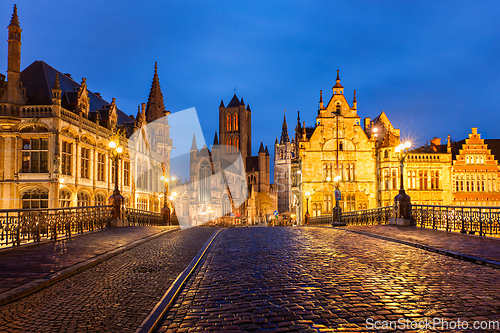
[[0, 227, 217, 333], [158, 227, 500, 332]]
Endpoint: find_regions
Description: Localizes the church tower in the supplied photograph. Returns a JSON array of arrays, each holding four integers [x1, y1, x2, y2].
[[0, 5, 26, 105], [219, 94, 251, 161], [274, 111, 293, 213]]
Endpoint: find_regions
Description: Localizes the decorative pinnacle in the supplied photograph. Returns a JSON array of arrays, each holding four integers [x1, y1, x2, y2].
[[319, 90, 323, 103], [53, 73, 60, 90], [9, 5, 20, 28], [353, 90, 357, 103], [336, 69, 340, 81]]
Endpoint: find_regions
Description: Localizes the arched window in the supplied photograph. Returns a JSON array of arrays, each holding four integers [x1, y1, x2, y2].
[[234, 114, 239, 131], [22, 188, 49, 209], [199, 161, 211, 203], [77, 192, 90, 207], [95, 193, 106, 206], [59, 190, 71, 207], [392, 169, 397, 189], [227, 115, 231, 131]]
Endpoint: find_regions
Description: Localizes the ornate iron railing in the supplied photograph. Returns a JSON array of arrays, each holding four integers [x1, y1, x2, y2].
[[125, 208, 164, 226], [342, 206, 393, 225], [412, 205, 500, 237], [0, 205, 111, 247], [309, 206, 392, 226]]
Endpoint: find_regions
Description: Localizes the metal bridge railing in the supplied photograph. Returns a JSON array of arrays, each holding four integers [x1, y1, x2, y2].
[[0, 205, 112, 247], [412, 205, 500, 237], [126, 208, 164, 226], [309, 206, 392, 226]]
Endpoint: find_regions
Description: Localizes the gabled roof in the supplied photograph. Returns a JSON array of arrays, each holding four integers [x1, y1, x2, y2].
[[20, 61, 132, 125]]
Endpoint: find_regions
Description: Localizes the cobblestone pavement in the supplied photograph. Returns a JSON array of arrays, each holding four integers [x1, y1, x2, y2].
[[0, 227, 217, 333], [344, 225, 500, 263], [157, 227, 500, 332], [0, 226, 176, 294]]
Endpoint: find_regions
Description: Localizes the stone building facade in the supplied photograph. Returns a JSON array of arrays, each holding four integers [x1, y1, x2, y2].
[[285, 71, 499, 223], [0, 6, 171, 211]]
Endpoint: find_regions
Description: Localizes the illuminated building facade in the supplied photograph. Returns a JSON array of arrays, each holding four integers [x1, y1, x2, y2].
[[290, 71, 499, 221], [0, 6, 170, 210]]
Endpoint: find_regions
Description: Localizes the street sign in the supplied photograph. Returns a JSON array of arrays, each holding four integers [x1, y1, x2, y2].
[[335, 190, 341, 201], [273, 210, 278, 216]]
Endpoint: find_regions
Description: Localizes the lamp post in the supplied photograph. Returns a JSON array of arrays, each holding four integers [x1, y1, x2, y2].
[[305, 191, 310, 225], [108, 140, 124, 224], [327, 175, 341, 225], [394, 141, 412, 222], [160, 174, 176, 225]]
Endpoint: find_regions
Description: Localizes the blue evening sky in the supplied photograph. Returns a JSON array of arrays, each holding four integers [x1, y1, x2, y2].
[[1, 0, 499, 158]]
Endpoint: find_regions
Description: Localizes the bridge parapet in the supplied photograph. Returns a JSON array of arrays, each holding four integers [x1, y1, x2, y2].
[[412, 205, 500, 237], [0, 205, 172, 247], [0, 205, 111, 247]]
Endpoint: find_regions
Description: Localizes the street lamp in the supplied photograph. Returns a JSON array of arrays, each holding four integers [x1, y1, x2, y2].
[[305, 191, 310, 225], [394, 141, 412, 221], [108, 139, 124, 222], [327, 175, 342, 225]]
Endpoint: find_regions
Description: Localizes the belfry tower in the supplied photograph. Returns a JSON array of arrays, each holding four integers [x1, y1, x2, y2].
[[219, 94, 252, 160]]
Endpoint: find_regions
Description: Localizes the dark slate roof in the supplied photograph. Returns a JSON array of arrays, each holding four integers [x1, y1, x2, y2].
[[20, 61, 133, 126], [227, 94, 242, 108]]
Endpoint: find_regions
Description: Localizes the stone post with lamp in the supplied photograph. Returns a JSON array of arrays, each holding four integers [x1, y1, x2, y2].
[[108, 138, 128, 227], [390, 141, 412, 226]]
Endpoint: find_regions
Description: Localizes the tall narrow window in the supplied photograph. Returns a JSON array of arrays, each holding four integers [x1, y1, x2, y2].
[[80, 147, 90, 179], [234, 114, 238, 131], [124, 161, 130, 186], [61, 141, 72, 175], [22, 138, 49, 173], [227, 115, 231, 131], [392, 169, 397, 189], [97, 153, 105, 181], [199, 161, 211, 203]]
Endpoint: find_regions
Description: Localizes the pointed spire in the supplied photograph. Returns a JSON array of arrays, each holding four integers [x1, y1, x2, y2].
[[275, 137, 278, 144], [265, 145, 270, 156], [246, 104, 251, 112], [145, 62, 166, 123], [280, 109, 289, 144], [190, 134, 198, 151], [333, 69, 344, 89], [9, 5, 20, 28], [352, 89, 357, 110], [213, 132, 219, 145], [319, 90, 324, 109], [240, 97, 245, 105], [53, 73, 60, 90], [258, 142, 265, 154], [219, 99, 225, 108], [227, 94, 241, 108], [447, 134, 452, 154]]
